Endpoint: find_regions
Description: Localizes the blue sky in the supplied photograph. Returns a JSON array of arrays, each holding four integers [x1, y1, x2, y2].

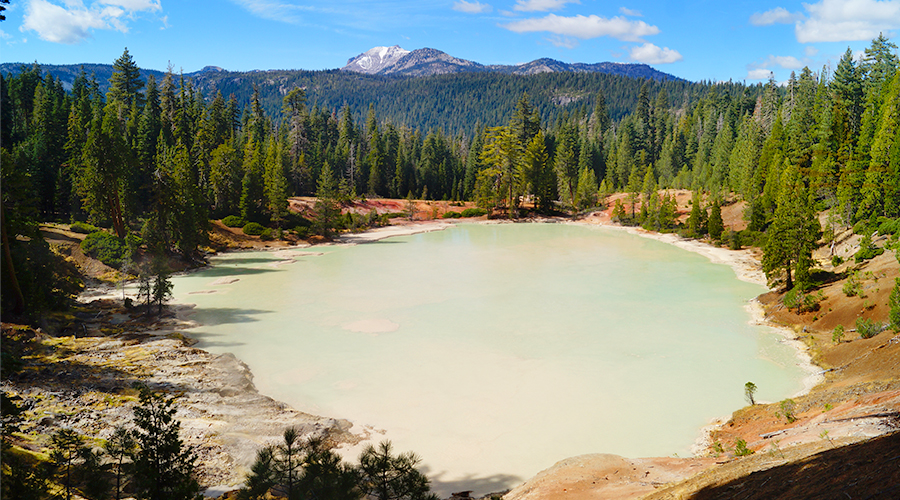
[[1, 0, 898, 83]]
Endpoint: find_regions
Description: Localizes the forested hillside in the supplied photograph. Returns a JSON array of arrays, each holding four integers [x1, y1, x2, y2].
[[2, 36, 899, 321], [3, 60, 709, 134]]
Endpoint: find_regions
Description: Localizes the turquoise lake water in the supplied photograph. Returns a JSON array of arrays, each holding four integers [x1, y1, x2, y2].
[[171, 223, 808, 494]]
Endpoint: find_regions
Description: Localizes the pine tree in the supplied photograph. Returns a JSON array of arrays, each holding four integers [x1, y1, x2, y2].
[[708, 199, 724, 240], [358, 441, 438, 500], [107, 48, 146, 111], [131, 386, 200, 500], [762, 162, 821, 290], [79, 102, 128, 237]]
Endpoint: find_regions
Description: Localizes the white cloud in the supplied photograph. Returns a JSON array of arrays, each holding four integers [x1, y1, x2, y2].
[[453, 1, 492, 14], [797, 0, 900, 42], [0, 29, 12, 40], [619, 7, 642, 17], [628, 42, 682, 64], [765, 54, 804, 69], [747, 68, 774, 80], [513, 0, 579, 13], [99, 0, 160, 11], [805, 46, 819, 57], [21, 0, 161, 44], [503, 14, 659, 42], [750, 7, 803, 26], [752, 1, 900, 43]]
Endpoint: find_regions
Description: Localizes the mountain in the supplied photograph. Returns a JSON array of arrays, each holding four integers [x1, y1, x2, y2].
[[341, 47, 682, 81], [343, 46, 411, 74]]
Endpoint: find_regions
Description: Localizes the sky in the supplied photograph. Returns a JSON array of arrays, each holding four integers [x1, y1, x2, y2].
[[1, 0, 899, 83]]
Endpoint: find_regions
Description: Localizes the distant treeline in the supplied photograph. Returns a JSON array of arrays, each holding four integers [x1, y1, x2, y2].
[[2, 36, 899, 318], [2, 60, 729, 135]]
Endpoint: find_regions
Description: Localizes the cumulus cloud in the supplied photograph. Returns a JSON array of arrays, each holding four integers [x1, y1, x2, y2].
[[797, 0, 900, 42], [747, 68, 774, 80], [503, 14, 659, 42], [628, 43, 682, 64], [453, 0, 492, 14], [750, 7, 803, 26], [752, 1, 900, 43], [756, 54, 804, 69], [513, 0, 579, 13], [619, 7, 642, 17], [21, 0, 161, 44]]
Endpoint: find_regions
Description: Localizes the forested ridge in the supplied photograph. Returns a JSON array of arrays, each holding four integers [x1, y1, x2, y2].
[[2, 36, 900, 321], [1, 60, 709, 134]]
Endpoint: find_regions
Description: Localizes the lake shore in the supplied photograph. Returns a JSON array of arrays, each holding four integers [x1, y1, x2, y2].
[[11, 214, 897, 499]]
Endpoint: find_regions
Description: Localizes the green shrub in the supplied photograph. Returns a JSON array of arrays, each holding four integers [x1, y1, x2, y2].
[[876, 217, 900, 236], [242, 222, 266, 236], [442, 211, 462, 219], [386, 212, 407, 219], [856, 317, 882, 339], [854, 234, 884, 263], [783, 289, 824, 313], [460, 208, 488, 218], [294, 226, 310, 239], [852, 220, 871, 235], [284, 212, 311, 228], [734, 438, 754, 456], [736, 229, 766, 247], [259, 228, 274, 241], [831, 255, 844, 267], [777, 399, 797, 423], [81, 231, 126, 268], [70, 222, 100, 234], [843, 271, 862, 297], [832, 325, 845, 344], [222, 215, 246, 228]]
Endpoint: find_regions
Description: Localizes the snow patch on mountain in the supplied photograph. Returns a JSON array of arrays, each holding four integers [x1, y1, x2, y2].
[[344, 46, 411, 74]]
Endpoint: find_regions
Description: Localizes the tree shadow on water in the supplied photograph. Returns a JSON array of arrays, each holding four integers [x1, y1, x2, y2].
[[190, 307, 272, 327], [422, 466, 522, 498], [194, 266, 280, 278]]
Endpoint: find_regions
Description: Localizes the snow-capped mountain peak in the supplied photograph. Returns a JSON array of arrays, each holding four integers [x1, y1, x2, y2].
[[344, 46, 411, 74]]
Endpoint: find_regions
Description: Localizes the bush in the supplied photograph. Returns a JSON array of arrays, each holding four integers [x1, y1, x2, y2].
[[734, 438, 754, 456], [832, 325, 845, 344], [777, 399, 797, 423], [854, 234, 884, 263], [843, 271, 862, 297], [831, 255, 844, 267], [242, 222, 266, 236], [783, 289, 824, 313], [736, 229, 766, 248], [81, 231, 127, 268], [222, 215, 246, 228], [294, 226, 310, 239], [70, 222, 100, 234], [856, 317, 882, 339], [460, 208, 488, 218], [259, 228, 274, 241], [442, 211, 462, 219], [386, 212, 407, 219], [876, 217, 900, 236]]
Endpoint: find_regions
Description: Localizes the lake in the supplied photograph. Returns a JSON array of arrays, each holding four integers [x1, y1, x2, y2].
[[171, 223, 808, 495]]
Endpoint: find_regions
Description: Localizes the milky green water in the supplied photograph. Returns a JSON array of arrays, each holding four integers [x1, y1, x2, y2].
[[171, 223, 808, 495]]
